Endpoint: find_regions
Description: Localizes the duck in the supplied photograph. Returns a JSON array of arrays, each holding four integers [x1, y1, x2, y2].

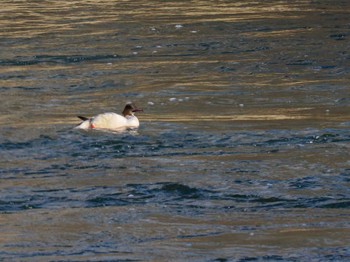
[[75, 103, 143, 130]]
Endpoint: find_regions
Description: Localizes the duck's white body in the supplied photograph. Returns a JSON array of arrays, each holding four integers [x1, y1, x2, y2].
[[75, 103, 142, 130], [75, 112, 139, 130]]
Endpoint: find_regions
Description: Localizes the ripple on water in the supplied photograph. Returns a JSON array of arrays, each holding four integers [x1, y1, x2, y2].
[[1, 177, 349, 213], [0, 54, 122, 66], [0, 125, 349, 258]]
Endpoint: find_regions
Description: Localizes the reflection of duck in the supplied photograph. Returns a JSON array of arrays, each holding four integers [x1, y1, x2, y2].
[[75, 103, 143, 130]]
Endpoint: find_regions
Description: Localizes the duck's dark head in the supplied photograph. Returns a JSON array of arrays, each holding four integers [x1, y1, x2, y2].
[[122, 103, 143, 117]]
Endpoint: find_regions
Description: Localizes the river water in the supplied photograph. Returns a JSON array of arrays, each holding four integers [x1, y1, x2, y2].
[[1, 0, 350, 261]]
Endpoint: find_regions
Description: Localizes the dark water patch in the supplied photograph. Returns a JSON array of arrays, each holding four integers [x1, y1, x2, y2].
[[329, 33, 346, 40], [68, 133, 149, 159], [218, 65, 236, 72], [291, 197, 340, 209], [197, 41, 223, 51], [0, 183, 217, 211], [1, 165, 70, 179], [250, 196, 289, 204], [0, 59, 38, 66], [177, 231, 224, 241], [87, 194, 128, 207], [237, 255, 297, 262], [286, 60, 314, 66], [221, 194, 296, 210], [222, 193, 350, 210], [336, 97, 350, 105], [2, 127, 348, 182], [0, 140, 35, 150], [85, 184, 158, 208], [0, 187, 80, 212], [0, 168, 29, 179], [318, 201, 350, 209], [4, 86, 43, 91], [314, 65, 337, 70], [83, 183, 350, 211], [23, 169, 53, 176], [288, 176, 319, 189], [160, 183, 198, 195], [0, 54, 122, 66], [0, 135, 56, 151], [244, 46, 270, 53], [73, 163, 112, 170], [2, 127, 341, 170], [155, 182, 209, 200], [68, 130, 237, 159], [212, 258, 230, 262], [310, 133, 341, 144], [0, 73, 32, 80], [0, 199, 31, 212], [126, 182, 214, 203], [1, 179, 349, 214], [33, 188, 74, 193], [339, 171, 350, 182], [0, 248, 135, 262], [255, 130, 349, 148], [35, 54, 122, 64], [259, 137, 293, 147]]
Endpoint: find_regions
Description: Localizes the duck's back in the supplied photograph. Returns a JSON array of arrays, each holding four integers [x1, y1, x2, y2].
[[91, 112, 127, 129]]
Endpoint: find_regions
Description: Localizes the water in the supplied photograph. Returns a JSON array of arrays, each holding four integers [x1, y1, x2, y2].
[[1, 0, 350, 260]]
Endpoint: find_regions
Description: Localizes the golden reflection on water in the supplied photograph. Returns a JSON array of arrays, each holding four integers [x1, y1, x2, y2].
[[1, 206, 349, 260], [0, 0, 316, 39], [2, 109, 345, 128]]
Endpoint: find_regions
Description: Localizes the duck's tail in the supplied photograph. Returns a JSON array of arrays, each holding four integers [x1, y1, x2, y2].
[[74, 116, 91, 129], [77, 116, 89, 121]]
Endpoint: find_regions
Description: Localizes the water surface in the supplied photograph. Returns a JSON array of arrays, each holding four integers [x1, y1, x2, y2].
[[0, 0, 350, 261]]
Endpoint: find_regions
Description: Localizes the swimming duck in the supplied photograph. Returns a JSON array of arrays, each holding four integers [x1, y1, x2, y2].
[[75, 103, 143, 130]]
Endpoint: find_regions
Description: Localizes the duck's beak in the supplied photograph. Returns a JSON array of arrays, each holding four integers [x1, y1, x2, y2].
[[132, 108, 143, 113]]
